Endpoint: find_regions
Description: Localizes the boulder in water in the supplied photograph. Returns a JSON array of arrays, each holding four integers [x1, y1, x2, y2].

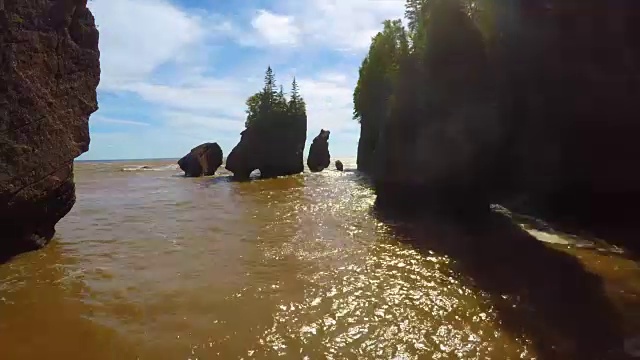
[[335, 160, 344, 171], [0, 0, 101, 256], [307, 129, 331, 172], [226, 122, 306, 180], [178, 143, 223, 177]]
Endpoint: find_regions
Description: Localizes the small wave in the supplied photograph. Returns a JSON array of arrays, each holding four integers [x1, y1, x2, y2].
[[121, 164, 179, 172]]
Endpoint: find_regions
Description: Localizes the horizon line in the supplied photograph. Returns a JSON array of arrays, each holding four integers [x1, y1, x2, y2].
[[76, 155, 356, 162]]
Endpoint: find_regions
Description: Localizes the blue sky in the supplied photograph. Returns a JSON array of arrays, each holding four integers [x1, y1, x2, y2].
[[80, 0, 406, 160]]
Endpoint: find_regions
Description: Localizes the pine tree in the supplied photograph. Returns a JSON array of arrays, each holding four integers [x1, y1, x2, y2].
[[245, 92, 261, 128], [244, 68, 308, 130], [263, 66, 277, 100], [258, 66, 278, 123], [288, 77, 302, 114], [274, 84, 288, 117], [405, 0, 429, 34]]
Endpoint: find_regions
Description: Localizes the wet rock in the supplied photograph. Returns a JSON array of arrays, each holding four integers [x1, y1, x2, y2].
[[226, 121, 306, 180], [178, 143, 223, 177], [335, 160, 344, 171], [0, 0, 101, 256], [307, 129, 331, 172]]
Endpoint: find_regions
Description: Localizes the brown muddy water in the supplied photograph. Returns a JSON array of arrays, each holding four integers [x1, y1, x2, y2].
[[1, 159, 640, 359]]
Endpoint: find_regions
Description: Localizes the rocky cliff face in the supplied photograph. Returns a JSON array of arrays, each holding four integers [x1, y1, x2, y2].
[[178, 143, 223, 177], [0, 0, 100, 256], [307, 129, 330, 172], [364, 0, 640, 221], [226, 120, 306, 180], [500, 0, 640, 225], [373, 0, 502, 211]]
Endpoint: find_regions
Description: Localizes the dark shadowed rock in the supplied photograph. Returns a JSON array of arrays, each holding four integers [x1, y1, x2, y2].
[[373, 0, 498, 212], [226, 120, 306, 180], [335, 160, 344, 171], [498, 0, 640, 226], [357, 0, 640, 250], [178, 142, 223, 177], [307, 129, 331, 172], [0, 0, 101, 257]]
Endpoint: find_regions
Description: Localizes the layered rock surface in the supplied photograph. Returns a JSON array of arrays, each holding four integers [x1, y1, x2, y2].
[[0, 0, 100, 255], [307, 129, 330, 172], [178, 143, 223, 177]]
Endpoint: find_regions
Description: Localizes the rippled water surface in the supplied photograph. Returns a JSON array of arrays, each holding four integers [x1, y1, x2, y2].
[[1, 159, 640, 359]]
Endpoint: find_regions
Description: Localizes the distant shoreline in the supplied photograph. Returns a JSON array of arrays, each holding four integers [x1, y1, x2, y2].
[[75, 158, 180, 163], [76, 156, 355, 163]]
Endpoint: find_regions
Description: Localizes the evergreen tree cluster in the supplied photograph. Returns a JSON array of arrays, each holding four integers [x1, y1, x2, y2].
[[353, 0, 493, 174], [355, 0, 640, 221], [245, 66, 307, 129]]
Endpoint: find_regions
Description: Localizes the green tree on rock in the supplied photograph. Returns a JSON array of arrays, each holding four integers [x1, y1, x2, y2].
[[244, 67, 307, 130], [245, 93, 261, 128]]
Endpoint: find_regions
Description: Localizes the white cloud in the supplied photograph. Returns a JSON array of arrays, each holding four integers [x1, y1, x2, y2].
[[240, 0, 405, 52], [115, 72, 358, 135], [250, 10, 300, 46], [84, 0, 393, 160], [298, 73, 360, 134], [223, 0, 405, 52], [91, 115, 150, 127], [89, 0, 205, 89], [298, 0, 405, 51], [163, 111, 245, 133], [117, 79, 254, 119]]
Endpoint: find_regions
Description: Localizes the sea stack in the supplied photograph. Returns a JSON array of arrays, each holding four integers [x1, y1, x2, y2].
[[0, 0, 100, 255], [335, 160, 344, 171], [178, 143, 223, 177], [226, 123, 306, 180], [307, 129, 331, 172], [225, 67, 308, 180]]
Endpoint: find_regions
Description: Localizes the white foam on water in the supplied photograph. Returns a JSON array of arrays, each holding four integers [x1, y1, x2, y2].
[[121, 164, 179, 172]]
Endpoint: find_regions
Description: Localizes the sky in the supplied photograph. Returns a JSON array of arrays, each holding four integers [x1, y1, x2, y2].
[[79, 0, 406, 160]]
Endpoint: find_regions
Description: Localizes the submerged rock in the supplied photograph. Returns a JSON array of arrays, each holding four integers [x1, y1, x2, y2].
[[335, 160, 344, 171], [226, 121, 306, 180], [0, 0, 101, 256], [178, 143, 223, 177], [307, 130, 331, 172]]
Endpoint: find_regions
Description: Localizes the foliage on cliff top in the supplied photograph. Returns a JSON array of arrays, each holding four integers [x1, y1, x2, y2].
[[245, 66, 307, 130]]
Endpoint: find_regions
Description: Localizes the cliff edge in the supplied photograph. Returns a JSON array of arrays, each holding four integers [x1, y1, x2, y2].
[[0, 0, 100, 256]]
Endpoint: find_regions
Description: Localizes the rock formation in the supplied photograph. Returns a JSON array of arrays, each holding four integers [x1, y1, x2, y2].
[[0, 0, 100, 256], [307, 129, 331, 172], [335, 160, 344, 171], [178, 143, 223, 177], [373, 0, 500, 211], [226, 121, 306, 180], [355, 0, 640, 221], [498, 0, 640, 227]]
